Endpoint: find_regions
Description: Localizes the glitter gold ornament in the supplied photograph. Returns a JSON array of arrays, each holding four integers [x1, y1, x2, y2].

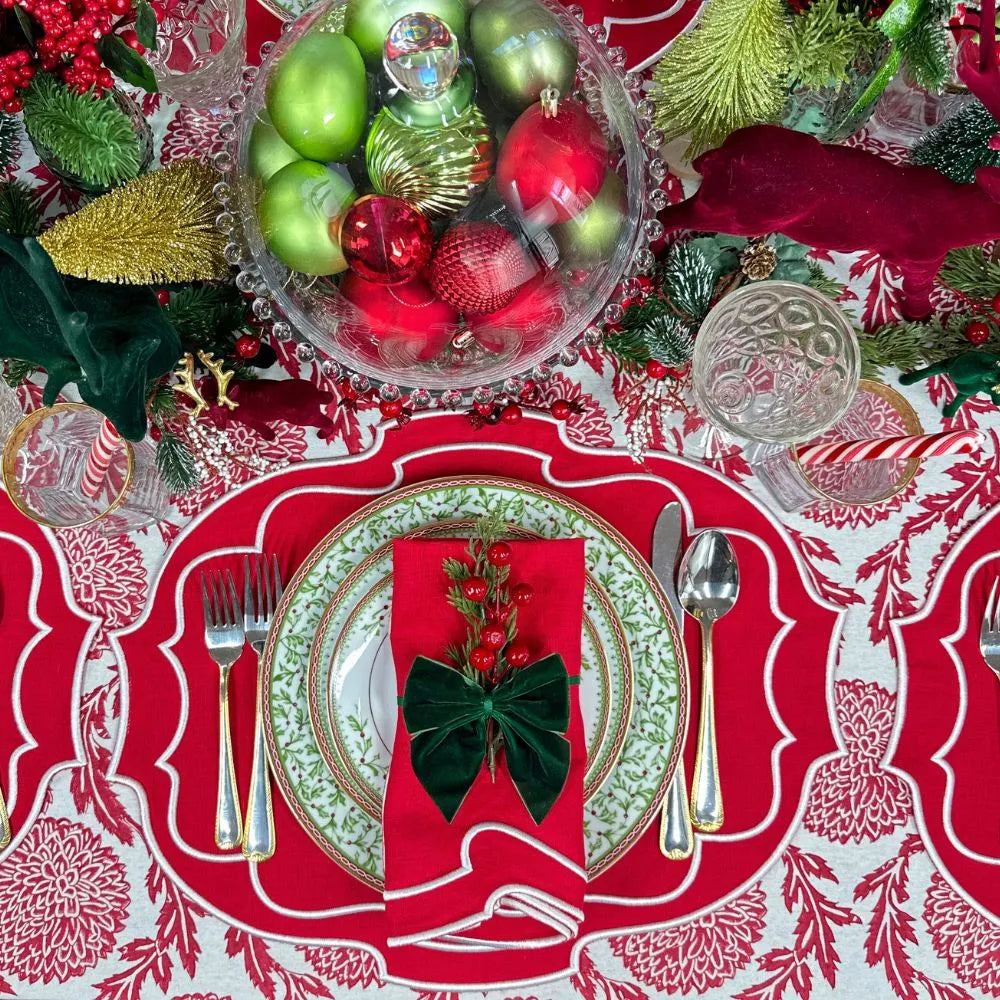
[[37, 159, 228, 285], [739, 240, 778, 280], [365, 106, 495, 219]]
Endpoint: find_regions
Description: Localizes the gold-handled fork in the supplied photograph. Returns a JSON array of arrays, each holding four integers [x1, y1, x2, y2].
[[241, 555, 282, 862], [980, 579, 1000, 682], [201, 569, 243, 851]]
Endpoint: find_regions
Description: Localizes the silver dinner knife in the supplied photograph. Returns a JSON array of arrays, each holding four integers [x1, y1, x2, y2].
[[651, 502, 693, 860]]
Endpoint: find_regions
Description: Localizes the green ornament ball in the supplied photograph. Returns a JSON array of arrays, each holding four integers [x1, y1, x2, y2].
[[366, 106, 495, 219], [470, 0, 577, 113], [551, 170, 628, 270], [248, 111, 302, 183], [344, 0, 469, 67], [386, 62, 476, 128], [265, 31, 368, 162], [258, 160, 357, 275]]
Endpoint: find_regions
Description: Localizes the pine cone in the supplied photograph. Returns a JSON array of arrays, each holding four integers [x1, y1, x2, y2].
[[429, 222, 529, 315], [739, 242, 778, 281]]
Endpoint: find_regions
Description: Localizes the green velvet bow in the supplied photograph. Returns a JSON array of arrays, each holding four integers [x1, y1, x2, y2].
[[401, 654, 575, 824]]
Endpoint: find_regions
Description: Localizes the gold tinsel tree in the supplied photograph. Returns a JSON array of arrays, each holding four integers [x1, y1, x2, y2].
[[652, 0, 790, 160], [38, 159, 229, 284]]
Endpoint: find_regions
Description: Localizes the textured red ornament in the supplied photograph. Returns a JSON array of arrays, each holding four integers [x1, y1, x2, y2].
[[340, 271, 458, 363], [496, 99, 609, 224], [472, 272, 567, 354], [429, 222, 530, 314], [339, 194, 434, 285], [965, 319, 991, 345]]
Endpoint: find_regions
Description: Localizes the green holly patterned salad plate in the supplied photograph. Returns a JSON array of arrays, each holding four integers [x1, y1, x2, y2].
[[262, 478, 683, 889], [307, 518, 633, 819]]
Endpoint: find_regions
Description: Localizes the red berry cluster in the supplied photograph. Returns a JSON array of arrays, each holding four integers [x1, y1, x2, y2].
[[0, 0, 138, 103], [453, 539, 535, 677]]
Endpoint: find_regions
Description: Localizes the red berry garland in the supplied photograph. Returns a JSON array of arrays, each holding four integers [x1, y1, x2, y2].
[[461, 576, 488, 602], [506, 642, 530, 667], [966, 320, 991, 346], [512, 582, 533, 606], [486, 541, 511, 566], [469, 646, 495, 672], [480, 624, 507, 650], [235, 334, 261, 359]]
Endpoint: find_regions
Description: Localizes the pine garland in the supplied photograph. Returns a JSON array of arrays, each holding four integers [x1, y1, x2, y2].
[[0, 113, 20, 172], [806, 260, 847, 299], [651, 0, 790, 158], [22, 73, 141, 188], [37, 159, 229, 284], [3, 359, 35, 387], [787, 0, 881, 90], [155, 431, 199, 493], [0, 180, 41, 237], [861, 314, 981, 378], [897, 0, 951, 92], [912, 102, 1000, 183], [660, 242, 715, 318], [938, 245, 1000, 300], [164, 283, 248, 357]]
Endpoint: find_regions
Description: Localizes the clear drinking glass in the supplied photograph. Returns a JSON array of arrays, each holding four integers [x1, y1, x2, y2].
[[1, 404, 169, 534], [692, 280, 860, 445], [751, 380, 923, 512], [149, 0, 247, 111]]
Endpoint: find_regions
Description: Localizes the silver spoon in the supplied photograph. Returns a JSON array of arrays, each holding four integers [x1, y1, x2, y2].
[[678, 530, 739, 832]]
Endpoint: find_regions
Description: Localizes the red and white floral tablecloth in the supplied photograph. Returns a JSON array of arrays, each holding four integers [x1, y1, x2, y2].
[[2, 1, 1000, 998]]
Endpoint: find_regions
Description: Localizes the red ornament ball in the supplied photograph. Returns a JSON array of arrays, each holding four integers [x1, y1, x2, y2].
[[480, 624, 507, 650], [469, 646, 496, 672], [155, 289, 170, 306], [235, 334, 261, 359], [462, 576, 488, 602], [501, 403, 523, 425], [506, 642, 530, 667], [486, 541, 511, 566], [339, 195, 434, 285], [966, 319, 991, 345], [645, 358, 668, 380], [496, 99, 609, 225], [429, 222, 530, 315], [340, 271, 458, 364], [380, 398, 403, 419], [512, 582, 534, 606], [550, 399, 572, 421]]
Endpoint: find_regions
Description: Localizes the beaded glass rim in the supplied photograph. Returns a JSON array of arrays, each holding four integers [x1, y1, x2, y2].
[[211, 1, 668, 408]]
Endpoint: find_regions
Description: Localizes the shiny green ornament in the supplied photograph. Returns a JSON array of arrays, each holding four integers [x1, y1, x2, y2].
[[265, 32, 368, 162], [386, 62, 476, 128], [258, 160, 357, 275], [344, 0, 469, 67], [248, 111, 302, 183], [366, 106, 494, 218], [470, 0, 577, 113], [551, 170, 627, 269]]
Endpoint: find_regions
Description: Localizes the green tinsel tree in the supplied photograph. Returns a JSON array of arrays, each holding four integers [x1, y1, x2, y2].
[[22, 73, 142, 189], [0, 113, 19, 171], [0, 181, 41, 238], [911, 101, 1000, 184], [651, 0, 790, 158]]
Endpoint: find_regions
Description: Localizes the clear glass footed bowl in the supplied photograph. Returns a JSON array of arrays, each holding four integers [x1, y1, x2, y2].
[[219, 0, 654, 395]]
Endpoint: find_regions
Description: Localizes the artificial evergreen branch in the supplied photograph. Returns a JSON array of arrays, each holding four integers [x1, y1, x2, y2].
[[0, 113, 20, 171], [3, 359, 35, 387], [37, 159, 229, 284], [164, 283, 247, 351], [651, 0, 790, 158], [911, 101, 1000, 184], [660, 242, 715, 319], [22, 73, 141, 188], [938, 245, 1000, 300], [861, 314, 986, 378], [644, 314, 695, 367], [605, 296, 695, 370], [0, 180, 41, 237], [787, 0, 881, 90], [155, 430, 199, 493], [806, 260, 847, 298], [897, 1, 951, 92]]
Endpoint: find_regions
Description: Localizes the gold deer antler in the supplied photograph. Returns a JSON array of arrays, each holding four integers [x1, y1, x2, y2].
[[172, 353, 207, 419], [197, 351, 238, 411]]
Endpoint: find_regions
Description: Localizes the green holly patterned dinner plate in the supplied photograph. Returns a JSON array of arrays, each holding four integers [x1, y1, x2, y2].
[[262, 478, 683, 889], [307, 518, 633, 819]]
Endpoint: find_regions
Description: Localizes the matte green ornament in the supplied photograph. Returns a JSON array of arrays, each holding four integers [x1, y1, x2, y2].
[[258, 160, 357, 275], [470, 0, 577, 113], [366, 105, 494, 218], [265, 31, 368, 162], [0, 234, 181, 440], [344, 0, 469, 67], [386, 62, 476, 128], [248, 111, 302, 183], [551, 170, 627, 269]]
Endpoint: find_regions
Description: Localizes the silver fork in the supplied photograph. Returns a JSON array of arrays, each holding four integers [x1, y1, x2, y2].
[[201, 569, 243, 851], [242, 555, 282, 861], [980, 579, 1000, 682]]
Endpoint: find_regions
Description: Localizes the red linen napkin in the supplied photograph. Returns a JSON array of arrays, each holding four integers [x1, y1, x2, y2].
[[383, 537, 586, 950]]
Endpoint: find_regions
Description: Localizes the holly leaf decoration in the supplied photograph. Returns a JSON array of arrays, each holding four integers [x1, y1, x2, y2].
[[97, 34, 159, 93], [135, 0, 158, 51]]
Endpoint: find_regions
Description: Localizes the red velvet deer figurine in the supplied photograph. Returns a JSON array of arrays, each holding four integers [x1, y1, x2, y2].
[[660, 0, 1000, 320]]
